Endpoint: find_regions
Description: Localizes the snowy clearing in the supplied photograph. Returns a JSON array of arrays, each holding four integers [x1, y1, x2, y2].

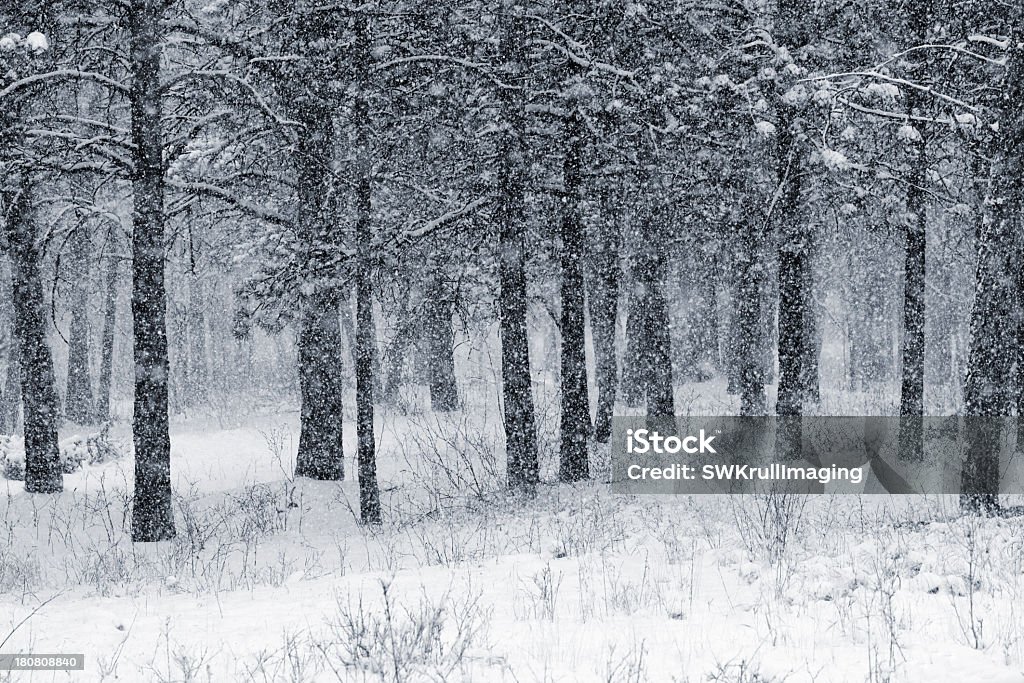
[[2, 408, 1023, 682]]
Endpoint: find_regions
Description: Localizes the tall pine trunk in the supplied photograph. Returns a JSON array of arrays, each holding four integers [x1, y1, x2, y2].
[[293, 103, 345, 481], [774, 123, 809, 418], [962, 213, 1015, 512], [558, 109, 590, 481], [773, 0, 815, 433], [354, 11, 381, 525], [900, 144, 927, 459], [961, 8, 1024, 512], [497, 4, 538, 493], [65, 230, 93, 424], [97, 247, 119, 420], [734, 219, 767, 415], [5, 181, 62, 493], [626, 200, 674, 419], [588, 194, 620, 443], [128, 0, 174, 540], [899, 3, 932, 461]]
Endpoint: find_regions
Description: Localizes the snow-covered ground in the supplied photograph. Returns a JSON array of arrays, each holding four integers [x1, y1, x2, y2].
[[2, 393, 1024, 682]]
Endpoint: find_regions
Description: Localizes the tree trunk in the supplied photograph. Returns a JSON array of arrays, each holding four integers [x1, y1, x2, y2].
[[962, 215, 1015, 512], [773, 0, 814, 443], [355, 214, 380, 524], [0, 259, 19, 434], [4, 181, 62, 493], [801, 264, 820, 403], [620, 292, 646, 407], [899, 3, 931, 461], [65, 230, 94, 424], [497, 4, 539, 494], [627, 203, 674, 419], [293, 100, 345, 481], [97, 249, 119, 421], [961, 9, 1024, 512], [774, 115, 811, 419], [558, 109, 589, 482], [1, 339, 20, 434], [128, 0, 174, 540], [734, 219, 767, 415], [588, 193, 620, 443], [354, 12, 381, 525], [679, 251, 717, 383], [900, 156, 927, 460], [423, 272, 460, 412]]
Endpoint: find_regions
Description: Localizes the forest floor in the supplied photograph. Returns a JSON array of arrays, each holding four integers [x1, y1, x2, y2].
[[2, 386, 1024, 682]]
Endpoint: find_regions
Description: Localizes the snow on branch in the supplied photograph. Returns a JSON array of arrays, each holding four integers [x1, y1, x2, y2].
[[161, 71, 299, 128], [0, 69, 129, 99], [167, 179, 294, 228], [402, 196, 491, 240], [373, 55, 518, 90], [525, 14, 636, 82], [801, 71, 980, 113]]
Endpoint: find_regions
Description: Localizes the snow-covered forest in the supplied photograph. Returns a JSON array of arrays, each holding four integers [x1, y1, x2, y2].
[[2, 0, 1024, 680]]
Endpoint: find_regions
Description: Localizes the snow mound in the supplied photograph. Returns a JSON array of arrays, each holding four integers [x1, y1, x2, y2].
[[25, 31, 48, 53]]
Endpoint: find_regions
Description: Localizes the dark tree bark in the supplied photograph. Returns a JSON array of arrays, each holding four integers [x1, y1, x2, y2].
[[901, 184, 926, 421], [774, 125, 809, 418], [588, 191, 620, 443], [295, 298, 345, 482], [899, 160, 927, 462], [287, 3, 347, 482], [962, 219, 1015, 512], [497, 4, 539, 494], [423, 272, 460, 412], [899, 1, 932, 462], [4, 182, 62, 493], [354, 11, 381, 525], [65, 230, 93, 424], [724, 263, 741, 396], [128, 0, 174, 540], [293, 100, 345, 481], [774, 0, 815, 423], [97, 248, 119, 421], [734, 219, 767, 416], [801, 268, 820, 403], [627, 205, 674, 419], [1017, 264, 1024, 453], [558, 109, 589, 482], [961, 7, 1024, 513]]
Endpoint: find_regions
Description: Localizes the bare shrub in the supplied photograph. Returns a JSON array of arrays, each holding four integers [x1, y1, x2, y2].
[[325, 579, 490, 681]]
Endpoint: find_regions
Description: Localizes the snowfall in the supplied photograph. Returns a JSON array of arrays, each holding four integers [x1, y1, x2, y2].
[[2, 380, 1024, 682]]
